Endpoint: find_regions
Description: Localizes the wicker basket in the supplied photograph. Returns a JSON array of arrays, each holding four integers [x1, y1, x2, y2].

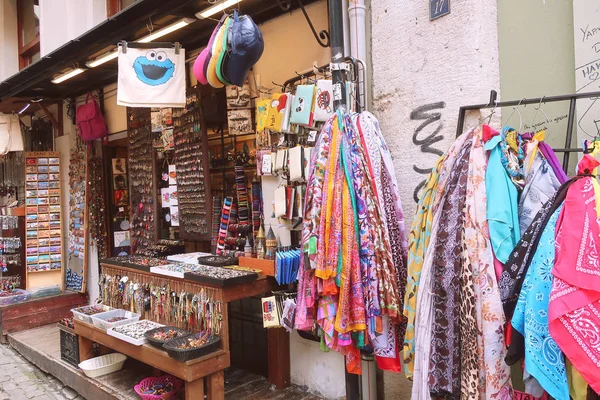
[[162, 334, 221, 363], [144, 326, 191, 349], [134, 375, 183, 400]]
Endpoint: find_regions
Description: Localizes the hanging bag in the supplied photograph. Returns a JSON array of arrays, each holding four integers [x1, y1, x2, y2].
[[76, 93, 108, 144]]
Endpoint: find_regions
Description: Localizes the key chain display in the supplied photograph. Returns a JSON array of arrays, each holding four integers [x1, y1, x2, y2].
[[88, 154, 109, 258], [66, 138, 86, 291]]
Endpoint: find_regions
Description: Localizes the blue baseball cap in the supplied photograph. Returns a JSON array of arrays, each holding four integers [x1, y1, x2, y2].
[[223, 11, 264, 87]]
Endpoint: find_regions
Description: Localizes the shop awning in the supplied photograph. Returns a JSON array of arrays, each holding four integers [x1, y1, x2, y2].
[[0, 0, 319, 110]]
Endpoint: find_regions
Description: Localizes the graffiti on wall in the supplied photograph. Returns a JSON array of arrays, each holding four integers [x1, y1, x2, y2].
[[410, 102, 446, 202]]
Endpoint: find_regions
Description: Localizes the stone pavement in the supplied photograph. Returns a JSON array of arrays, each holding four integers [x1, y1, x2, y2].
[[0, 344, 85, 400]]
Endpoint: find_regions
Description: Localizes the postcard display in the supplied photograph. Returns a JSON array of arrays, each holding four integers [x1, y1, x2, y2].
[[24, 152, 64, 289]]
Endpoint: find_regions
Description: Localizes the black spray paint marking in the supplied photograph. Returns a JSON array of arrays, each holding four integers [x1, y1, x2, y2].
[[410, 102, 446, 203]]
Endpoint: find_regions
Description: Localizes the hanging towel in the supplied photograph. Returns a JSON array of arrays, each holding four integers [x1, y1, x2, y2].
[[117, 45, 186, 108]]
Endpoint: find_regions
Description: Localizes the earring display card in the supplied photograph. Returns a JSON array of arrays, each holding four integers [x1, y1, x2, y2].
[[127, 108, 155, 252], [173, 90, 211, 240], [24, 152, 63, 289]]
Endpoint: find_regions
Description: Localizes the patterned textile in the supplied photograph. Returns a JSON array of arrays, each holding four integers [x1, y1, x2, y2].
[[498, 178, 576, 322], [485, 126, 521, 263], [511, 205, 568, 400], [463, 131, 512, 399], [428, 132, 473, 398], [404, 130, 472, 379], [518, 151, 562, 234], [549, 175, 600, 394], [402, 156, 443, 378]]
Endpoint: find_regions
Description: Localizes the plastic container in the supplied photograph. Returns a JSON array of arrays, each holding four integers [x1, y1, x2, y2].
[[144, 326, 191, 349], [134, 375, 183, 400], [28, 285, 60, 299], [107, 320, 164, 346], [78, 353, 127, 378], [90, 309, 140, 331], [71, 304, 113, 323], [162, 333, 221, 362], [0, 289, 30, 306]]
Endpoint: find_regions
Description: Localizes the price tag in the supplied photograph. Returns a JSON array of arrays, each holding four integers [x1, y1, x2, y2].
[[308, 131, 318, 143], [430, 0, 450, 20], [119, 207, 125, 212]]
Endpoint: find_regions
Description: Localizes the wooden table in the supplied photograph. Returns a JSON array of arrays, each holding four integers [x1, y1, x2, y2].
[[75, 319, 229, 399]]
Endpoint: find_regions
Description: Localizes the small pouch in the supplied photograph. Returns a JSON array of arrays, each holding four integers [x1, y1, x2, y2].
[[288, 146, 303, 182], [274, 186, 286, 218]]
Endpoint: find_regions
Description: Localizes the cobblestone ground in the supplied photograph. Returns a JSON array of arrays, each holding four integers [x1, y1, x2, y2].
[[0, 344, 85, 400]]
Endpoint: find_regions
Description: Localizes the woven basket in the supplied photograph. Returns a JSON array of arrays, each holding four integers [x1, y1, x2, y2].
[[162, 334, 221, 363], [134, 375, 183, 400], [144, 326, 191, 349]]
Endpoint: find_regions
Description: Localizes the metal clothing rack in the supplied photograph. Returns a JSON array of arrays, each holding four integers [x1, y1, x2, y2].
[[456, 89, 600, 171]]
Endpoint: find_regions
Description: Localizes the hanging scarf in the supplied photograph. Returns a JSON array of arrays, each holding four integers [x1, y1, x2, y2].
[[404, 130, 472, 379], [511, 205, 569, 400], [498, 177, 576, 322], [428, 132, 473, 398], [485, 126, 521, 263], [402, 156, 443, 378], [519, 150, 563, 234], [549, 172, 600, 394], [463, 130, 513, 399]]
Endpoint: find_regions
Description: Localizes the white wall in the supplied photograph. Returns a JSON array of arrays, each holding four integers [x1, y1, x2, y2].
[[0, 0, 19, 81], [39, 0, 106, 56], [370, 1, 501, 397]]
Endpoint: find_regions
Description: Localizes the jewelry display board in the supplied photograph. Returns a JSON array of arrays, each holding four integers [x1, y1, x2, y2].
[[127, 108, 156, 253], [173, 90, 212, 241], [66, 140, 88, 293], [24, 151, 63, 290]]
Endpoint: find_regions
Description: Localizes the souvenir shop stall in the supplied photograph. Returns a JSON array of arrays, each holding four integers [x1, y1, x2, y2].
[[404, 90, 600, 400], [0, 113, 88, 342]]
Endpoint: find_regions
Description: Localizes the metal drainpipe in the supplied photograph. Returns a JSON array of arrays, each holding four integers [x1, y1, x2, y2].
[[329, 0, 348, 112], [329, 3, 361, 399]]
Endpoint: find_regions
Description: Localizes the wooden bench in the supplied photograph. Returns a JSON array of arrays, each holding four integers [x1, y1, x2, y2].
[[75, 319, 229, 399]]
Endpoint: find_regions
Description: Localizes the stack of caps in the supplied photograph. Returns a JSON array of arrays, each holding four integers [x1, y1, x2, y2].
[[193, 10, 264, 88]]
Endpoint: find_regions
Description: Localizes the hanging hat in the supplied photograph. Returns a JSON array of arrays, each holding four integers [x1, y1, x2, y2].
[[216, 16, 233, 86], [207, 15, 231, 88], [194, 14, 226, 85], [223, 11, 264, 87]]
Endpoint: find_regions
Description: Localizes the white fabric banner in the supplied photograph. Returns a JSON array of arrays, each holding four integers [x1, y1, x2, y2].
[[117, 46, 186, 108]]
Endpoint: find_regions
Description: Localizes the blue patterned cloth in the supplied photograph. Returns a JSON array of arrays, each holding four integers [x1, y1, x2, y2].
[[511, 205, 569, 400]]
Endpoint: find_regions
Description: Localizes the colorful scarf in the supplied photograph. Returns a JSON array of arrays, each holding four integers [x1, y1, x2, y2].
[[464, 130, 512, 399], [498, 178, 576, 322], [428, 132, 473, 398], [511, 205, 568, 400], [549, 174, 600, 394]]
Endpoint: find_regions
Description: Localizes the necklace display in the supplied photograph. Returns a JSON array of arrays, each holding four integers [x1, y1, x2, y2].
[[66, 138, 86, 291], [99, 272, 223, 336], [88, 155, 108, 257]]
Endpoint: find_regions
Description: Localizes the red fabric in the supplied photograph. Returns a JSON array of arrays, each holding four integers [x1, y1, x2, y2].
[[482, 124, 500, 143], [548, 177, 600, 394]]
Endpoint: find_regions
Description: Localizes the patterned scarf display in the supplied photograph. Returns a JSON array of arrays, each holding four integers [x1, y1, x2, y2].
[[296, 110, 407, 374]]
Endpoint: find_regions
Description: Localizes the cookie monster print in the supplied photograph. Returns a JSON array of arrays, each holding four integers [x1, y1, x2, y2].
[[133, 50, 175, 86]]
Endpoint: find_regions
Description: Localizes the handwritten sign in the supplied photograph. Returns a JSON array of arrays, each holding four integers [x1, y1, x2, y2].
[[430, 0, 450, 20], [573, 1, 600, 142]]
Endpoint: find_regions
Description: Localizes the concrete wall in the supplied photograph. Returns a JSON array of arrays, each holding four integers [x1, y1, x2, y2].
[[0, 0, 19, 82], [39, 0, 106, 56], [370, 1, 501, 397], [498, 0, 576, 171]]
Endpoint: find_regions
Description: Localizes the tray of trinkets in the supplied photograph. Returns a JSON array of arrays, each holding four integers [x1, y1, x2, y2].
[[162, 331, 221, 362], [72, 304, 113, 324], [108, 320, 164, 346], [197, 255, 238, 267], [100, 256, 171, 273], [91, 309, 141, 331], [144, 326, 191, 349], [183, 263, 258, 287]]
